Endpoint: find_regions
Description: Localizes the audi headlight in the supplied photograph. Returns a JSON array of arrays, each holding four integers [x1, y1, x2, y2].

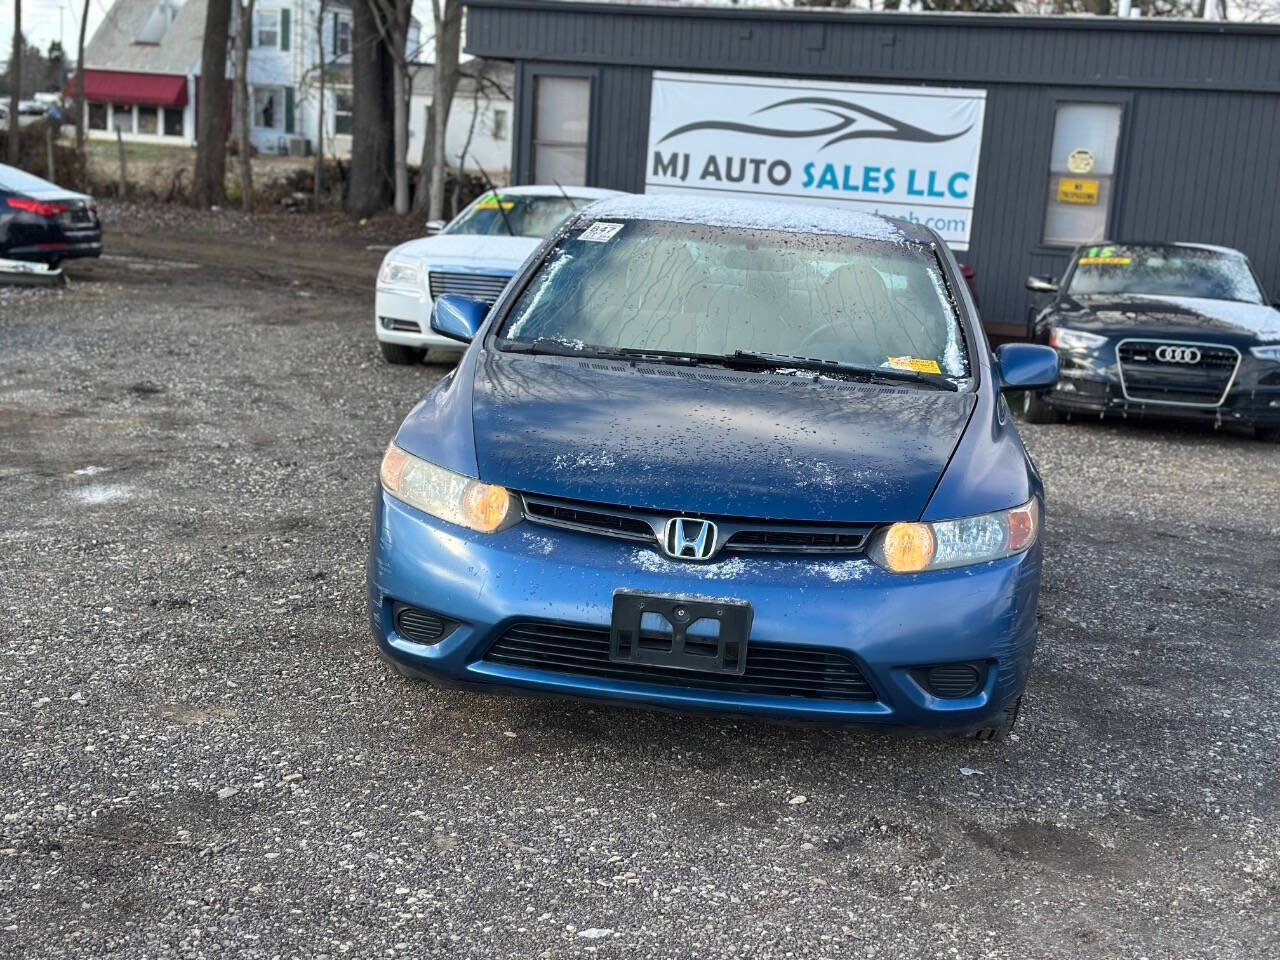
[[1250, 344, 1280, 362], [1050, 327, 1107, 351], [380, 443, 519, 533], [378, 258, 421, 289], [869, 499, 1040, 574]]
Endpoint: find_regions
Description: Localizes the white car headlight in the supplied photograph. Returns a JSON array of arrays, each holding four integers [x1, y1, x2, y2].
[[380, 443, 520, 534], [1250, 344, 1280, 361], [868, 499, 1040, 574], [1050, 327, 1107, 351], [378, 258, 421, 289]]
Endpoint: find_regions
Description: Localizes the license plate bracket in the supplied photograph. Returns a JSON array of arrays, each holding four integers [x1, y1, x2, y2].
[[609, 591, 752, 676]]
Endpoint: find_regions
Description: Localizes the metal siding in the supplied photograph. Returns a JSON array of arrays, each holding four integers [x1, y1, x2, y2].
[[468, 1, 1280, 333]]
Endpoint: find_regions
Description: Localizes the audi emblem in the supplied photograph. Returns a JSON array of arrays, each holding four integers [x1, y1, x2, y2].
[[1154, 345, 1202, 365]]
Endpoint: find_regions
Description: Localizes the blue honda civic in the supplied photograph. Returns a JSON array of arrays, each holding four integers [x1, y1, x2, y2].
[[368, 195, 1058, 739]]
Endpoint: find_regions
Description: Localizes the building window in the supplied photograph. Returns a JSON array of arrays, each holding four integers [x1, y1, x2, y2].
[[112, 104, 134, 133], [88, 102, 108, 130], [492, 108, 508, 141], [532, 75, 590, 186], [335, 15, 352, 57], [1043, 102, 1123, 247], [253, 86, 284, 130], [163, 106, 183, 136], [257, 8, 279, 47], [334, 90, 353, 136], [138, 105, 158, 135]]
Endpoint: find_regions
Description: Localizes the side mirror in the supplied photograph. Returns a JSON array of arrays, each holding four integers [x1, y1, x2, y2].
[[1025, 275, 1058, 294], [424, 219, 446, 235], [430, 294, 489, 343], [996, 343, 1059, 393]]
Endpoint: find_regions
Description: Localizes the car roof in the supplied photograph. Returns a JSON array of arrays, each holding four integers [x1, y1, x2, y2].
[[495, 185, 625, 200], [1082, 240, 1248, 258], [0, 163, 61, 194], [578, 192, 932, 245]]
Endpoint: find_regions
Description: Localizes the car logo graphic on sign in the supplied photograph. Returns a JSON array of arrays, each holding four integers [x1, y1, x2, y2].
[[1154, 345, 1202, 364], [663, 518, 718, 561]]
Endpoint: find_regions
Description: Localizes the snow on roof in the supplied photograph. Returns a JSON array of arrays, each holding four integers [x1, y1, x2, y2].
[[579, 192, 924, 243]]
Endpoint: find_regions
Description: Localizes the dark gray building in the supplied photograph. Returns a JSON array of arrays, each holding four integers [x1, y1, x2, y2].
[[463, 0, 1280, 341]]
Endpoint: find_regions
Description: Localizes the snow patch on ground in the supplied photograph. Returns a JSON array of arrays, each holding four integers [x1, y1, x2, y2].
[[73, 484, 133, 505]]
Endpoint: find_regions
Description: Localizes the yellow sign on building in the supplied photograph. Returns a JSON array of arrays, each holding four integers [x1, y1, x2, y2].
[[1057, 178, 1100, 205]]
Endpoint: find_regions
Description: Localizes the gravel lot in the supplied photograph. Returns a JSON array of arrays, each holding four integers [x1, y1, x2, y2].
[[2, 206, 1277, 959]]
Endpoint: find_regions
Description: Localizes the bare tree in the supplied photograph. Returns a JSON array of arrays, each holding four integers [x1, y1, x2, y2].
[[365, 0, 414, 214], [426, 0, 462, 221], [7, 0, 21, 165], [193, 0, 233, 207], [75, 0, 89, 168], [233, 0, 256, 211], [346, 0, 394, 216]]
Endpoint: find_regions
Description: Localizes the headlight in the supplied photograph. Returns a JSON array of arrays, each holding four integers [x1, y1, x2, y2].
[[380, 443, 519, 533], [869, 499, 1040, 574], [378, 259, 421, 289], [1050, 327, 1107, 351], [1250, 344, 1280, 361]]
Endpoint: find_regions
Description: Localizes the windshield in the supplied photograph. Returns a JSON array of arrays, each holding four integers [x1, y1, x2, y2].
[[1067, 244, 1262, 303], [497, 219, 969, 380], [445, 192, 595, 239]]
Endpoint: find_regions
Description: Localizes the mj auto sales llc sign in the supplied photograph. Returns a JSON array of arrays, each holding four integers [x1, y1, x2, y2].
[[645, 72, 987, 250]]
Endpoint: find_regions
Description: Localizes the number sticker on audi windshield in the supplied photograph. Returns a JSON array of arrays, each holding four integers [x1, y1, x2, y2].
[[578, 221, 624, 243]]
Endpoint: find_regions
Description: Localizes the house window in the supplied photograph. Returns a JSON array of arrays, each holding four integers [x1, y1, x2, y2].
[[257, 8, 279, 47], [138, 105, 158, 135], [335, 16, 352, 57], [88, 102, 108, 130], [334, 90, 353, 136], [253, 86, 284, 130], [492, 108, 508, 141], [112, 104, 134, 133], [532, 76, 590, 185], [1043, 102, 1124, 247], [163, 106, 183, 136]]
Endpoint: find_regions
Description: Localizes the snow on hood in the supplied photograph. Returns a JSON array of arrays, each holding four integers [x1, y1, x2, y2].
[[387, 233, 542, 269], [1126, 294, 1280, 342]]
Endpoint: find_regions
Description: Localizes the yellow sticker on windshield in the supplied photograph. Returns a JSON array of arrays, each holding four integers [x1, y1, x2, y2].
[[475, 195, 514, 210], [887, 356, 942, 375], [1078, 256, 1130, 265]]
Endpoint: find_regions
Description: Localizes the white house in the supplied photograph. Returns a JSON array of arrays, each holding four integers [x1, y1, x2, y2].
[[80, 0, 513, 179]]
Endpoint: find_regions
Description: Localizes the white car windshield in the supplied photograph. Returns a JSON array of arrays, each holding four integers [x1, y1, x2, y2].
[[497, 218, 969, 379], [1067, 244, 1263, 303], [445, 193, 595, 239]]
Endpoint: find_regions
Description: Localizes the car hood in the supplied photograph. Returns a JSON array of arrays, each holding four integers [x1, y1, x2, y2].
[[469, 352, 976, 523], [389, 233, 541, 269], [1059, 294, 1280, 344]]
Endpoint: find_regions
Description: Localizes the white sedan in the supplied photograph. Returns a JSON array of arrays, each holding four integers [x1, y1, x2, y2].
[[374, 185, 624, 364]]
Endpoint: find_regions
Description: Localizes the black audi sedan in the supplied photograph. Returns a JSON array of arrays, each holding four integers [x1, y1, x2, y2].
[[0, 163, 102, 266], [1023, 242, 1280, 441]]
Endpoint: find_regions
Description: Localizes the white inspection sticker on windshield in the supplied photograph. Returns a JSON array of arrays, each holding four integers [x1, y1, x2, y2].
[[578, 221, 624, 243]]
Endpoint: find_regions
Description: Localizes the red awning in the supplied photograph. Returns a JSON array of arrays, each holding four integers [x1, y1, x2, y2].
[[75, 70, 189, 107]]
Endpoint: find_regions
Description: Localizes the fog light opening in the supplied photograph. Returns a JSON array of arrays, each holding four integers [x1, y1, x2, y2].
[[391, 602, 459, 645], [919, 662, 985, 699]]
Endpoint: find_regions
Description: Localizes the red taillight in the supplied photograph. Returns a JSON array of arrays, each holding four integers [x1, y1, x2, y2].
[[5, 197, 68, 216]]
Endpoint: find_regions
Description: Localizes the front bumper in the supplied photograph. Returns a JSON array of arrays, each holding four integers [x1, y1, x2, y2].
[[1044, 346, 1280, 427], [374, 288, 461, 350], [367, 491, 1042, 732]]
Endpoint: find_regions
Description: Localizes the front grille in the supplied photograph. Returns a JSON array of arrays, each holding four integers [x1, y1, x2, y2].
[[521, 494, 871, 557], [1117, 340, 1239, 407], [428, 270, 512, 305], [484, 621, 877, 701]]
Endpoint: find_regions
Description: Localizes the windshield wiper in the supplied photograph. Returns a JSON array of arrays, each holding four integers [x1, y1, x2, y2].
[[722, 350, 959, 391]]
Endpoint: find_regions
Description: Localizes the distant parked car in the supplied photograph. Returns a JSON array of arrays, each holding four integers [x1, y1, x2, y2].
[[1024, 242, 1280, 441], [0, 164, 102, 266], [373, 185, 624, 364]]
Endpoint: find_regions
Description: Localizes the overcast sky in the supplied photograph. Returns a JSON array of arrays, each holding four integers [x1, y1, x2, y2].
[[2, 0, 108, 58]]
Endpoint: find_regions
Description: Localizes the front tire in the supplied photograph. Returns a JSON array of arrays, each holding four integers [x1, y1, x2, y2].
[[969, 696, 1022, 742], [379, 341, 425, 365], [1019, 390, 1061, 424]]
